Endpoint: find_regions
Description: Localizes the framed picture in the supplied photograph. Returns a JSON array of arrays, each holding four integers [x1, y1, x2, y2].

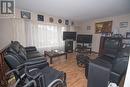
[[120, 22, 128, 28], [21, 11, 31, 19], [58, 19, 62, 24], [95, 21, 112, 34], [37, 14, 44, 21], [65, 20, 69, 25]]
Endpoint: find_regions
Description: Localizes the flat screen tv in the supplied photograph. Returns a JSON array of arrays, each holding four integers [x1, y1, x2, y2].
[[63, 32, 76, 40], [77, 34, 92, 43]]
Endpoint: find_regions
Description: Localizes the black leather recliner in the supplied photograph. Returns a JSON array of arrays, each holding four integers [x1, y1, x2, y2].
[[86, 37, 129, 87], [109, 46, 130, 84]]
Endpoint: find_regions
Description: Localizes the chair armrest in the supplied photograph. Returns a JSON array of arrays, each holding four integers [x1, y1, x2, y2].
[[6, 69, 19, 76], [23, 80, 37, 87], [28, 57, 47, 62], [25, 46, 37, 52], [24, 62, 49, 79], [16, 60, 48, 70], [48, 79, 63, 87], [25, 69, 43, 79], [25, 62, 49, 70], [110, 71, 120, 84], [25, 60, 48, 66]]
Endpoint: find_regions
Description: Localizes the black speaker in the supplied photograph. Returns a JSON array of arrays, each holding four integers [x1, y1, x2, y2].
[[65, 41, 73, 53]]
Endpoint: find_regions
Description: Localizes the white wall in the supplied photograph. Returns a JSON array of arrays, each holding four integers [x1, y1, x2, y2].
[[0, 19, 13, 49], [0, 8, 75, 50], [78, 14, 130, 52], [0, 18, 26, 49]]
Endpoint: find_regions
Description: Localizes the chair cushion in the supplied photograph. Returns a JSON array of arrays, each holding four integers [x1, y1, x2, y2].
[[27, 66, 64, 86], [41, 67, 64, 86]]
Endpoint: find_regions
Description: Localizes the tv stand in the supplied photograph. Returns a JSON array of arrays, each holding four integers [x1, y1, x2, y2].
[[76, 43, 92, 54], [65, 40, 73, 53]]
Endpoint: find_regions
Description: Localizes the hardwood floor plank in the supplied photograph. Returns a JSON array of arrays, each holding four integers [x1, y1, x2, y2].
[[50, 53, 97, 87]]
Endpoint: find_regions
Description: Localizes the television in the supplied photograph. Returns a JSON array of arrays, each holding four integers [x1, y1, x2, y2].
[[104, 38, 121, 49], [103, 38, 122, 57], [63, 32, 76, 40], [77, 34, 92, 43]]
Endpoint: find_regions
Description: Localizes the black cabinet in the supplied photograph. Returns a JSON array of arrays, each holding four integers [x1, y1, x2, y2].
[[65, 41, 73, 53]]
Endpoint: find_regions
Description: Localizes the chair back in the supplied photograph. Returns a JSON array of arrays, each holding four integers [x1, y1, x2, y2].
[[4, 53, 22, 69]]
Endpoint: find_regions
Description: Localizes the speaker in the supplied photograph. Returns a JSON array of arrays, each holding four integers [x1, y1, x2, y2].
[[65, 41, 73, 53]]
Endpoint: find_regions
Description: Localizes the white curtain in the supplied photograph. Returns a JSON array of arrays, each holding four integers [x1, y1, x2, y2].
[[25, 21, 67, 52], [11, 19, 26, 46]]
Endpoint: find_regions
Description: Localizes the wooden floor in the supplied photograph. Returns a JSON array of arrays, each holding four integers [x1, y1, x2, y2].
[[8, 52, 98, 87], [9, 52, 125, 87], [49, 53, 98, 87]]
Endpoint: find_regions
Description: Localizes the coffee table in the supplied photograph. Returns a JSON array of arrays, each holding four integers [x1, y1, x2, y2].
[[44, 50, 67, 64]]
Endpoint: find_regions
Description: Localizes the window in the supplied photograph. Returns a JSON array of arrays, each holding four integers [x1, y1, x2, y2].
[[26, 22, 67, 51]]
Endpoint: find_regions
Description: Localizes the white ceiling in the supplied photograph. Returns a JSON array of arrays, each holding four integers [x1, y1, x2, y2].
[[16, 0, 130, 21]]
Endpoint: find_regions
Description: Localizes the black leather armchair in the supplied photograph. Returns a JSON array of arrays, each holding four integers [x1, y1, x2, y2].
[[86, 37, 129, 87], [110, 57, 128, 84], [109, 46, 130, 85]]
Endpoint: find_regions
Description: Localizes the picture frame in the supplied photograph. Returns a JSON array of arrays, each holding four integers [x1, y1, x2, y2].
[[95, 21, 112, 34], [21, 11, 31, 19], [58, 19, 62, 24], [37, 14, 44, 21], [65, 20, 69, 25], [120, 22, 128, 28]]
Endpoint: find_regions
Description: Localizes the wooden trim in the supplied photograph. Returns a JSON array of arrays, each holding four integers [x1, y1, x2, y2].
[[0, 43, 11, 87]]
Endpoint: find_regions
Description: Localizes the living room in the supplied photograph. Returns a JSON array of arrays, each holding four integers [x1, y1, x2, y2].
[[0, 0, 130, 87]]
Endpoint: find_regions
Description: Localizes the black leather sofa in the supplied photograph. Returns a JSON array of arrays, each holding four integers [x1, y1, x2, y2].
[[10, 41, 44, 59], [5, 41, 47, 72], [4, 41, 67, 87], [85, 37, 129, 87]]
